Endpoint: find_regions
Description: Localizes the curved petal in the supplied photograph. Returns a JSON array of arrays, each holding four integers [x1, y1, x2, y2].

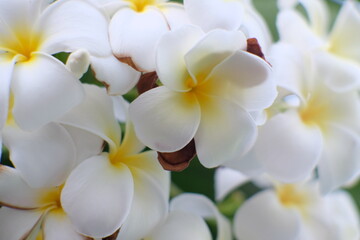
[[66, 49, 91, 79], [0, 56, 15, 129], [61, 154, 134, 238], [156, 25, 204, 92], [90, 54, 140, 95], [254, 111, 322, 182], [38, 0, 111, 56], [185, 30, 247, 85], [195, 96, 257, 168], [0, 207, 43, 240], [109, 8, 169, 71], [233, 190, 301, 240], [318, 124, 360, 194], [184, 0, 244, 32], [129, 86, 201, 152], [160, 3, 191, 30], [148, 211, 212, 240], [328, 0, 360, 63], [59, 84, 121, 151], [171, 193, 232, 240], [0, 165, 48, 209], [116, 122, 145, 157], [112, 95, 129, 122], [12, 53, 84, 131], [214, 167, 249, 201], [116, 166, 169, 240], [300, 0, 330, 36], [43, 210, 87, 240], [3, 123, 76, 188]]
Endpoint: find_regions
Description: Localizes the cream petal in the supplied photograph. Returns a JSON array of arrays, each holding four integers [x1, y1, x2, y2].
[[0, 165, 48, 209], [12, 53, 84, 131], [59, 84, 121, 151], [160, 3, 191, 30], [184, 0, 244, 32], [109, 8, 169, 72], [233, 190, 301, 240], [156, 25, 204, 92], [318, 124, 360, 194], [195, 96, 257, 168], [38, 0, 111, 56], [116, 122, 145, 157], [90, 55, 140, 95], [129, 86, 201, 152], [43, 210, 87, 240], [61, 155, 134, 238], [3, 123, 76, 188], [254, 111, 322, 182], [0, 57, 15, 129], [0, 207, 43, 240], [299, 0, 330, 36], [185, 30, 247, 85], [66, 49, 91, 79]]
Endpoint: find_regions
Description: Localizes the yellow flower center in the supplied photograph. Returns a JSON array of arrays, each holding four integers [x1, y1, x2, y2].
[[6, 93, 16, 126], [299, 97, 330, 128], [276, 184, 311, 212], [39, 185, 63, 210], [125, 0, 158, 12]]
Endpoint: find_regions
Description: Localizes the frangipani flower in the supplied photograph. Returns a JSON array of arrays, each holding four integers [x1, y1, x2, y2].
[[58, 85, 170, 239], [146, 193, 232, 240], [277, 0, 360, 91], [0, 0, 112, 131], [233, 180, 360, 240], [91, 0, 190, 72], [130, 25, 276, 168], [231, 43, 360, 193]]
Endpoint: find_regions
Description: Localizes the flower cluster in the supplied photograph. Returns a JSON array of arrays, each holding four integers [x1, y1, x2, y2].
[[0, 0, 359, 239]]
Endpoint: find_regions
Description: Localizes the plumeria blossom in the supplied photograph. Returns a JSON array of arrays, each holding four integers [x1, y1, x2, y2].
[[229, 43, 360, 193], [90, 0, 190, 72], [130, 25, 276, 168], [57, 84, 170, 239], [277, 0, 360, 91], [145, 193, 232, 240], [233, 180, 360, 240], [0, 0, 118, 131], [184, 0, 272, 52]]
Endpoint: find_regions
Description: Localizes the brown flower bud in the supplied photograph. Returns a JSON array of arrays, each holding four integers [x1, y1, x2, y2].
[[136, 71, 158, 95]]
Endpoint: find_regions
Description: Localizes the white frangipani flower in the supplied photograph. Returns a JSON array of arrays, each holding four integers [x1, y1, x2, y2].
[[58, 85, 170, 239], [90, 0, 190, 72], [277, 0, 360, 91], [232, 43, 360, 193], [130, 25, 276, 168], [146, 193, 232, 240], [233, 180, 360, 240]]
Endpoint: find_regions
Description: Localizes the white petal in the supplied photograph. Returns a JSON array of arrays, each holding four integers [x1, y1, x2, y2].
[[0, 207, 43, 240], [116, 166, 169, 240], [299, 0, 330, 36], [253, 111, 322, 182], [214, 167, 249, 201], [195, 96, 257, 168], [112, 95, 129, 122], [130, 86, 201, 152], [12, 53, 84, 131], [0, 57, 15, 129], [61, 154, 134, 238], [185, 30, 247, 85], [62, 125, 104, 165], [3, 123, 76, 188], [0, 165, 48, 209], [156, 25, 204, 92], [314, 51, 360, 92], [148, 211, 212, 240], [66, 49, 91, 79], [328, 0, 360, 63], [171, 193, 232, 240], [59, 84, 121, 151], [90, 54, 140, 95], [116, 122, 145, 157], [318, 124, 360, 194], [110, 8, 169, 71], [38, 0, 111, 56], [184, 0, 244, 32], [233, 190, 301, 240], [160, 3, 191, 30], [43, 210, 87, 240]]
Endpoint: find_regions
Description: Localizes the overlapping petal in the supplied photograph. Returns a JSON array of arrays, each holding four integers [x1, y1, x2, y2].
[[195, 96, 256, 168], [130, 86, 201, 152], [109, 7, 169, 71], [61, 155, 134, 238], [12, 53, 84, 131], [159, 3, 191, 30], [3, 123, 76, 188], [0, 57, 15, 129]]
